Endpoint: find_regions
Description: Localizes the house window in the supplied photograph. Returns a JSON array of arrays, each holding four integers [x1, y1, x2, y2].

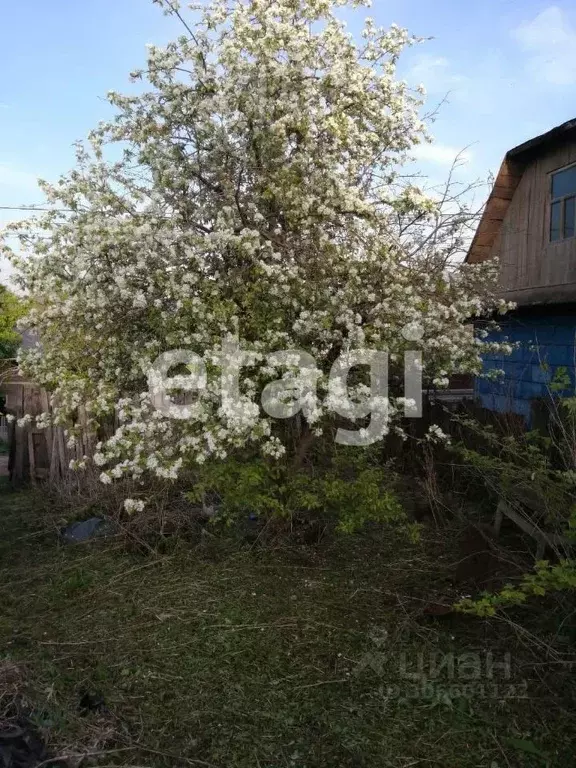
[[550, 165, 576, 241]]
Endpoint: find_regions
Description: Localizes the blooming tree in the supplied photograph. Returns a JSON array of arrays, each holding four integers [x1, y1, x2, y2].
[[3, 0, 508, 495]]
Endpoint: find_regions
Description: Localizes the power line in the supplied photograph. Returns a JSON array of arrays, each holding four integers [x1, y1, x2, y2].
[[0, 205, 68, 213]]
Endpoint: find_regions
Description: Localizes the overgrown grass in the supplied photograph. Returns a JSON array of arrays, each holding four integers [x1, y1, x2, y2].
[[0, 489, 575, 767]]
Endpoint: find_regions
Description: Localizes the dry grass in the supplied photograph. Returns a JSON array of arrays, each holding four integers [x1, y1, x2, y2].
[[0, 487, 575, 767]]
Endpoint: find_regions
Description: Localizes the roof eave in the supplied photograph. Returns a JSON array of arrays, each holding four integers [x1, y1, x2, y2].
[[465, 117, 576, 266]]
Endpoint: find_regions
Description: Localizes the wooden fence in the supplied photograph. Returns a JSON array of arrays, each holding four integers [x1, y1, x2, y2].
[[1, 365, 97, 485], [0, 415, 8, 444]]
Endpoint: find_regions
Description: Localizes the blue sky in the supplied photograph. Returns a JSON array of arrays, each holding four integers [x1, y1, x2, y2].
[[1, 1, 576, 281]]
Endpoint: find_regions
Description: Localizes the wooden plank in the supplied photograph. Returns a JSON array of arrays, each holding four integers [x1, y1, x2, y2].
[[485, 197, 511, 219], [466, 158, 524, 265], [56, 428, 68, 479], [49, 431, 59, 484], [13, 424, 25, 483], [492, 185, 517, 201], [77, 405, 94, 459], [40, 390, 53, 467], [467, 245, 493, 264], [495, 500, 572, 558], [27, 430, 37, 486]]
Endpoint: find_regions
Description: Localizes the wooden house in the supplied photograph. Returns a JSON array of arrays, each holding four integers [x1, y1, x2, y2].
[[466, 118, 576, 422]]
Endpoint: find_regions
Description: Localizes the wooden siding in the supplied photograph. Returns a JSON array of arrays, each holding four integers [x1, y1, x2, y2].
[[493, 142, 576, 305], [467, 158, 525, 265]]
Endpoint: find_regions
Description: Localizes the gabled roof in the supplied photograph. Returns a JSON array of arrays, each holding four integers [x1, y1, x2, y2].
[[466, 118, 576, 265]]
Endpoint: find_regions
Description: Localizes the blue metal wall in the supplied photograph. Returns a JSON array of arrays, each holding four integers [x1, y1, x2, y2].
[[477, 314, 576, 423]]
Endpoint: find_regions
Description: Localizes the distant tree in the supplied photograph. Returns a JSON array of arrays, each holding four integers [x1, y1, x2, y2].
[[0, 285, 23, 359]]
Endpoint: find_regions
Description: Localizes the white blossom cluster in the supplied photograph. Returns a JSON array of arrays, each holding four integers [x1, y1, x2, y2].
[[2, 0, 510, 488], [124, 498, 146, 514], [426, 425, 451, 445]]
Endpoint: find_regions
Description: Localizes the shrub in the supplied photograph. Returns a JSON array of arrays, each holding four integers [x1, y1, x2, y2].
[[452, 400, 576, 616]]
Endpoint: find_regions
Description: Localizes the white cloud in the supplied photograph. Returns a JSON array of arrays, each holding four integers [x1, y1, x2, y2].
[[407, 55, 449, 82], [405, 54, 467, 94], [512, 6, 576, 86], [0, 163, 40, 193], [412, 143, 473, 166]]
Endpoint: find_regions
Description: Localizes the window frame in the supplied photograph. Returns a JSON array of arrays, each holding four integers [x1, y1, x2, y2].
[[549, 161, 576, 243]]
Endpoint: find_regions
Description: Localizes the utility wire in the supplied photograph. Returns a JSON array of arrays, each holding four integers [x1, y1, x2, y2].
[[0, 205, 69, 213]]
